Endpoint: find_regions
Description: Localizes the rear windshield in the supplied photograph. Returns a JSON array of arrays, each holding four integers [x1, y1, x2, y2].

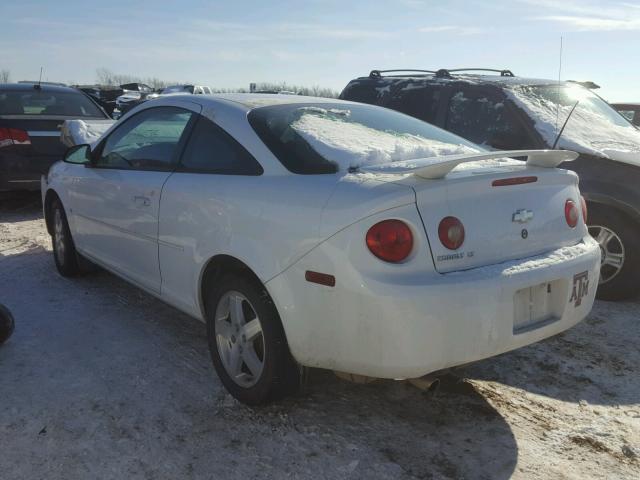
[[248, 103, 479, 174], [0, 90, 104, 117], [163, 85, 194, 94]]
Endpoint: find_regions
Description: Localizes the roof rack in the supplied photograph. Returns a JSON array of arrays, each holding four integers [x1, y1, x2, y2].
[[369, 68, 515, 79], [444, 68, 515, 77], [369, 69, 436, 78]]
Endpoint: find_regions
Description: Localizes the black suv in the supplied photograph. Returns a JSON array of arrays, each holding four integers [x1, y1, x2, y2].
[[341, 68, 640, 300]]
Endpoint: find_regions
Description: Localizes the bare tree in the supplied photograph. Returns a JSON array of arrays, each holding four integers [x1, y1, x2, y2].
[[0, 69, 10, 83]]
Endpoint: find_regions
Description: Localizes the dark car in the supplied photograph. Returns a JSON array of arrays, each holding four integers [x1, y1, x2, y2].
[[115, 83, 155, 116], [341, 68, 640, 300], [76, 85, 123, 116], [0, 82, 109, 192], [611, 103, 640, 127]]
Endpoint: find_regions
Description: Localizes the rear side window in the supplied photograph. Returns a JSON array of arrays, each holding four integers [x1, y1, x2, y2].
[[178, 116, 263, 175], [339, 80, 387, 105], [0, 90, 104, 117], [446, 88, 534, 149], [386, 85, 442, 124]]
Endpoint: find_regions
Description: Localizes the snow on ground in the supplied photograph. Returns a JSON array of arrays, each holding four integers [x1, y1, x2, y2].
[[0, 194, 638, 480]]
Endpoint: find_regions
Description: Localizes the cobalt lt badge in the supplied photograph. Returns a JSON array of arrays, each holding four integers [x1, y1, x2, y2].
[[569, 271, 589, 307]]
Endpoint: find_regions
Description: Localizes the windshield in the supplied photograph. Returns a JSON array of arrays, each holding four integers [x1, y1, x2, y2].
[[248, 102, 480, 174], [0, 90, 105, 117], [507, 84, 640, 157]]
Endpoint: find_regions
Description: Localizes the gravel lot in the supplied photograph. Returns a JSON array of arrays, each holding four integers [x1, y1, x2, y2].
[[1, 193, 639, 480]]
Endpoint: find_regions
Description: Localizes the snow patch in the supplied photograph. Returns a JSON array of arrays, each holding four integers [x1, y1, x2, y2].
[[290, 110, 478, 170], [506, 86, 640, 165], [60, 119, 114, 148]]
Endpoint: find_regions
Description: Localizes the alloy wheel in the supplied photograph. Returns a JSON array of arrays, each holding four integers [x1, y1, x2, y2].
[[214, 291, 265, 388], [53, 208, 66, 259], [589, 225, 625, 284]]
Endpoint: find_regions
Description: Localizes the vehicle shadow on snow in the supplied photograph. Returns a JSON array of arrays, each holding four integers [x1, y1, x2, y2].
[[460, 299, 640, 406], [0, 192, 42, 222], [273, 370, 520, 479], [0, 243, 519, 480]]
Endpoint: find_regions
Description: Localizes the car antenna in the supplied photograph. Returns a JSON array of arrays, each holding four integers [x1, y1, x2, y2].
[[552, 99, 579, 149], [34, 67, 43, 90]]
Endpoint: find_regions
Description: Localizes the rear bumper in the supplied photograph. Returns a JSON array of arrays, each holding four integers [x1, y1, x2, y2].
[[1, 153, 58, 192], [267, 236, 600, 378]]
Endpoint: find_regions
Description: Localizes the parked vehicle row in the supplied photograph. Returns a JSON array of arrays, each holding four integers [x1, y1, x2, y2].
[[115, 84, 213, 117], [0, 82, 110, 192], [340, 68, 640, 300], [42, 94, 599, 404]]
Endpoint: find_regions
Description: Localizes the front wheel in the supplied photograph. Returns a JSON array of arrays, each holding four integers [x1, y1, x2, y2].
[[588, 204, 640, 301], [205, 274, 300, 405], [51, 199, 81, 277]]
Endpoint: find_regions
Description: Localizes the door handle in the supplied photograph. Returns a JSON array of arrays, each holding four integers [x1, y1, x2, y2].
[[134, 195, 151, 207]]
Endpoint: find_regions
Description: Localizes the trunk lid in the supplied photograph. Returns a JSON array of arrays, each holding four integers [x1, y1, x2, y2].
[[390, 163, 587, 273]]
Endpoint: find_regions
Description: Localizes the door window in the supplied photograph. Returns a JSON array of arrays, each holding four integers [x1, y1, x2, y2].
[[178, 116, 263, 175], [386, 85, 442, 124], [96, 107, 193, 170], [446, 88, 533, 149]]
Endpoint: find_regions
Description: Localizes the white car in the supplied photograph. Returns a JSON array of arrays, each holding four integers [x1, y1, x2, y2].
[[41, 94, 600, 404]]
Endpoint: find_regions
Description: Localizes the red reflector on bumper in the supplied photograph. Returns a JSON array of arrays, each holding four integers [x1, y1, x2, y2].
[[492, 176, 538, 187], [305, 271, 335, 287]]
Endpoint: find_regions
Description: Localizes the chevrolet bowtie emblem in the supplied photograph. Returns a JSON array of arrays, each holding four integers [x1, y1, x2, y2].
[[512, 209, 534, 223]]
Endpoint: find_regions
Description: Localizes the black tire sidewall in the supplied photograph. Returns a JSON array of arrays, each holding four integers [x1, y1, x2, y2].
[[588, 204, 640, 301], [0, 304, 15, 345], [205, 274, 298, 405], [51, 199, 80, 277]]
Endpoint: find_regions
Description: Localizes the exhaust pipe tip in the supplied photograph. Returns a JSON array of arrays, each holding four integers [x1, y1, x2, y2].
[[408, 375, 441, 395]]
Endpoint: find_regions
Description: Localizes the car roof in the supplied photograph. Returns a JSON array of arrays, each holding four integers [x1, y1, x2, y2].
[[0, 82, 81, 93], [198, 93, 352, 111], [347, 73, 572, 89]]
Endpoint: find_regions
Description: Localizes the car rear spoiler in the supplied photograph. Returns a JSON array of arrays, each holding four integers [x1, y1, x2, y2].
[[357, 149, 578, 179]]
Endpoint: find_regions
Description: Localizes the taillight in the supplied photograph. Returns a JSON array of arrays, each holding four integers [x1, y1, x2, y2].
[[0, 128, 31, 148], [438, 216, 465, 250], [366, 220, 413, 263], [580, 196, 588, 223], [565, 199, 579, 228]]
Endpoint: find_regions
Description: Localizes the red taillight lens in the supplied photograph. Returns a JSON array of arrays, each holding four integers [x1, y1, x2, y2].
[[9, 128, 30, 145], [0, 128, 30, 148], [366, 220, 413, 263], [0, 128, 12, 148], [565, 199, 579, 228], [438, 216, 465, 250], [580, 196, 587, 223]]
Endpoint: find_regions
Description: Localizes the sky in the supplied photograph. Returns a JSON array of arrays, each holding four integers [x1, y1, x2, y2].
[[1, 0, 639, 101]]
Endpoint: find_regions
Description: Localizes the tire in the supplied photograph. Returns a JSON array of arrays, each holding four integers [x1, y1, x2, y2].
[[51, 199, 81, 277], [205, 274, 300, 405], [588, 204, 640, 301], [0, 304, 15, 345]]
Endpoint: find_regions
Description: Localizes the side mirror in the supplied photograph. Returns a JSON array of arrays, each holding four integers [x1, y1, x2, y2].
[[64, 144, 91, 165]]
